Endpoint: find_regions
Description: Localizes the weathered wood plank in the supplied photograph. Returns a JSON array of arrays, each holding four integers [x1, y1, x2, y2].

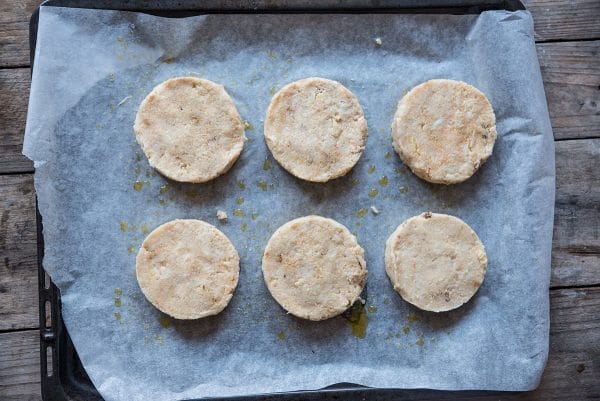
[[524, 0, 600, 42], [537, 40, 600, 141], [0, 174, 38, 332], [0, 330, 41, 401], [0, 68, 33, 174], [0, 288, 598, 400], [0, 140, 597, 331], [0, 0, 43, 68], [552, 138, 600, 287]]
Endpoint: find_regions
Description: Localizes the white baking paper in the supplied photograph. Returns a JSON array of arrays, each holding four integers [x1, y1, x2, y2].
[[24, 6, 555, 401]]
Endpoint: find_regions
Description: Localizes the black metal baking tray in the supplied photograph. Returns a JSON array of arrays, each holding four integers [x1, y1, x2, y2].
[[33, 1, 526, 400]]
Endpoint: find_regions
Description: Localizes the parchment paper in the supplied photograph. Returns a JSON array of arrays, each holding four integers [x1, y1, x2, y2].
[[23, 6, 555, 401]]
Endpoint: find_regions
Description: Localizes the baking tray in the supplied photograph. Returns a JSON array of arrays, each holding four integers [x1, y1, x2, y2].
[[32, 1, 527, 400]]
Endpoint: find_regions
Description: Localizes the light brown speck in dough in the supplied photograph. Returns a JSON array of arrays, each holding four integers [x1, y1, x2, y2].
[[136, 219, 240, 319], [385, 212, 487, 312], [262, 215, 367, 321], [264, 77, 368, 182], [391, 79, 497, 184], [134, 77, 245, 183]]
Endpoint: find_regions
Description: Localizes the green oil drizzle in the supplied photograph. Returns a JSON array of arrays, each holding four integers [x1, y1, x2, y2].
[[243, 121, 254, 131], [269, 86, 276, 96], [159, 315, 172, 328], [114, 298, 122, 307], [351, 178, 360, 186], [263, 159, 272, 171], [408, 313, 421, 322], [251, 213, 259, 220], [266, 50, 277, 60], [141, 224, 148, 235], [367, 305, 377, 313], [378, 176, 389, 187], [119, 220, 128, 232], [236, 196, 245, 205], [114, 288, 123, 297], [357, 208, 368, 218], [240, 222, 248, 232], [384, 152, 392, 160], [133, 181, 144, 191], [237, 180, 246, 190], [233, 209, 245, 217], [399, 186, 408, 194], [368, 188, 379, 198], [159, 184, 170, 194], [127, 245, 135, 253], [114, 312, 121, 320], [368, 165, 376, 174], [346, 302, 368, 339], [277, 330, 286, 340], [257, 180, 268, 191], [416, 337, 425, 346], [403, 326, 410, 335]]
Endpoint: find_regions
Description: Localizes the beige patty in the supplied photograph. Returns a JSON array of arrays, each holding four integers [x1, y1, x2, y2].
[[262, 216, 367, 320], [391, 79, 497, 184], [136, 219, 240, 319], [385, 212, 487, 312], [264, 77, 368, 182], [134, 77, 245, 183]]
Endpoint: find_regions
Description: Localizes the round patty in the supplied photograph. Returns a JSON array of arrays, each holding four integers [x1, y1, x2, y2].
[[385, 212, 487, 312], [264, 77, 368, 182], [134, 77, 245, 183], [391, 79, 497, 184], [262, 215, 367, 320], [136, 219, 240, 319]]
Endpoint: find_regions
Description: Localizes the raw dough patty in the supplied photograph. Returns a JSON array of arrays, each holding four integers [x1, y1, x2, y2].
[[134, 77, 245, 183], [391, 79, 497, 184], [264, 77, 368, 182], [136, 219, 240, 319], [385, 212, 487, 312], [262, 216, 367, 320]]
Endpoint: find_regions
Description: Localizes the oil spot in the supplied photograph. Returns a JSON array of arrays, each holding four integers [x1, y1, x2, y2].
[[114, 312, 121, 320], [345, 302, 368, 339], [357, 208, 368, 218], [263, 159, 272, 171], [368, 188, 379, 198], [237, 180, 246, 190], [378, 176, 389, 187], [159, 184, 170, 194], [233, 209, 245, 217], [133, 181, 144, 191], [241, 222, 248, 232], [403, 325, 410, 334], [384, 152, 392, 160], [158, 314, 172, 328], [399, 186, 408, 194], [367, 305, 377, 313], [277, 330, 286, 340], [368, 165, 376, 174], [119, 220, 128, 232], [257, 180, 268, 191], [236, 196, 245, 205], [408, 313, 421, 322], [416, 337, 425, 346]]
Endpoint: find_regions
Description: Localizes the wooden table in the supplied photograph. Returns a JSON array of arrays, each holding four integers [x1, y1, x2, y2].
[[0, 1, 598, 400]]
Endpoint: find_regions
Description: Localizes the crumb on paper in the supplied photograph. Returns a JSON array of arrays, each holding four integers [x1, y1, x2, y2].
[[374, 37, 382, 46], [371, 206, 379, 215], [117, 95, 132, 106], [217, 210, 228, 221]]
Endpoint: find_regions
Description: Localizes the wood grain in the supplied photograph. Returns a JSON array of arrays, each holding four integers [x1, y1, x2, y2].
[[0, 0, 43, 68], [0, 68, 33, 174], [1, 288, 598, 400], [552, 139, 600, 287], [524, 0, 600, 42], [0, 174, 38, 332], [0, 330, 40, 400], [537, 41, 600, 140]]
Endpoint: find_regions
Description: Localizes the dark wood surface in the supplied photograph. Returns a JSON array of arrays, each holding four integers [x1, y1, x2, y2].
[[0, 0, 598, 400]]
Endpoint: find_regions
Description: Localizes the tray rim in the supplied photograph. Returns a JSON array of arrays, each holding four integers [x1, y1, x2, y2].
[[32, 1, 528, 400]]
